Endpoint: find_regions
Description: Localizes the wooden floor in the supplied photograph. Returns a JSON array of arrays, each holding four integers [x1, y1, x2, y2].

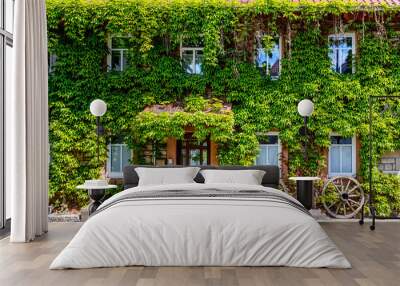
[[0, 222, 399, 286]]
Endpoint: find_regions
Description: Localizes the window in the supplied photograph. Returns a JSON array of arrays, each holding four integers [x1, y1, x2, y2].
[[180, 38, 203, 75], [255, 34, 281, 78], [328, 33, 355, 74], [255, 133, 280, 167], [108, 36, 130, 71], [5, 0, 14, 33], [1, 0, 14, 230], [177, 133, 210, 166], [329, 135, 356, 177], [107, 144, 132, 178]]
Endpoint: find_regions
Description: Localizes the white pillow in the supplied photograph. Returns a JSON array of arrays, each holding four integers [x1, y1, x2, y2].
[[200, 169, 266, 185], [135, 167, 200, 186]]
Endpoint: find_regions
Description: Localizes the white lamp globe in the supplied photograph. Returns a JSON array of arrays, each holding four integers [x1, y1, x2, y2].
[[90, 99, 107, 117], [297, 99, 314, 117]]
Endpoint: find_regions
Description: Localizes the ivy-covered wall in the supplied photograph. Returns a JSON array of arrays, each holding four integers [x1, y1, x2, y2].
[[47, 0, 400, 215]]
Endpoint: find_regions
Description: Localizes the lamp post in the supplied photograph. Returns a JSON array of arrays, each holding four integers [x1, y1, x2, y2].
[[297, 99, 314, 161], [90, 99, 107, 167], [77, 99, 111, 215], [289, 99, 318, 211]]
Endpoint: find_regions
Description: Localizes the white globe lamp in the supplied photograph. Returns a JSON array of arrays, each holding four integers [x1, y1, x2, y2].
[[297, 99, 314, 117], [90, 99, 107, 168], [297, 99, 314, 162], [90, 99, 107, 117]]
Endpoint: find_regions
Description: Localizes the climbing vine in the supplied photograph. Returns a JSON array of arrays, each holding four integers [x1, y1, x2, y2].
[[133, 98, 234, 144], [47, 0, 400, 215]]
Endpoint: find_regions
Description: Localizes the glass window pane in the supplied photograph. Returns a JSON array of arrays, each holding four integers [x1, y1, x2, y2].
[[339, 137, 352, 144], [5, 0, 14, 33], [337, 37, 346, 48], [345, 37, 353, 49], [259, 135, 278, 145], [341, 49, 352, 74], [329, 35, 353, 74], [330, 136, 338, 144], [256, 38, 280, 77], [121, 145, 131, 169], [194, 50, 203, 75], [189, 149, 201, 166], [341, 146, 353, 173], [256, 145, 268, 165], [5, 43, 13, 219], [268, 135, 278, 145], [5, 43, 13, 100], [111, 51, 121, 71], [110, 145, 121, 173], [182, 50, 193, 74], [330, 146, 341, 173], [202, 150, 208, 166], [269, 43, 280, 77], [256, 145, 279, 166], [255, 48, 267, 70], [329, 49, 338, 72], [331, 136, 352, 145], [331, 136, 352, 144], [267, 146, 279, 166]]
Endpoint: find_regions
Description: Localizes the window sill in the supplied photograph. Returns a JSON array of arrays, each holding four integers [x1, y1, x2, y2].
[[328, 173, 356, 178], [107, 173, 124, 179]]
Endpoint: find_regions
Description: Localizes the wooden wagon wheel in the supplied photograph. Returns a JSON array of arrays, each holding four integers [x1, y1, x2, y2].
[[321, 176, 365, 219]]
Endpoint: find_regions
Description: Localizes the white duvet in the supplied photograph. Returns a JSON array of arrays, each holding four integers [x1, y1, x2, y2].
[[50, 183, 351, 269]]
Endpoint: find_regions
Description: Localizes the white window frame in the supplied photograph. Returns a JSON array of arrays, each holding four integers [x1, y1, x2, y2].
[[254, 34, 283, 79], [180, 40, 204, 75], [328, 32, 356, 74], [328, 134, 356, 177], [255, 131, 282, 170], [1, 0, 15, 227], [107, 35, 130, 72], [107, 144, 132, 178]]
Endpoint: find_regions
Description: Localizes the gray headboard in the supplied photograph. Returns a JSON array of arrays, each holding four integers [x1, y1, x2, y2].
[[123, 165, 280, 189]]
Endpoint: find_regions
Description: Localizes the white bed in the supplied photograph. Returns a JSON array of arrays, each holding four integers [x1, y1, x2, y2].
[[50, 183, 351, 269]]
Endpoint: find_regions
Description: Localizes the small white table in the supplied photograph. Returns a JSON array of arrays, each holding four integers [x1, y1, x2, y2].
[[77, 184, 117, 215], [289, 177, 320, 210]]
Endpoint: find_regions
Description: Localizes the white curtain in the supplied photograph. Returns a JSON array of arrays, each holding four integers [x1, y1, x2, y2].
[[7, 0, 49, 242]]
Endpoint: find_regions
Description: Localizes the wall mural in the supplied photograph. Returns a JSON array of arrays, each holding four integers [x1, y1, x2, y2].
[[46, 0, 400, 216]]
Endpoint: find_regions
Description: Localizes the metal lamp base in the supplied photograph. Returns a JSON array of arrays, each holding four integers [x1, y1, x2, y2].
[[296, 180, 313, 210], [87, 189, 105, 215]]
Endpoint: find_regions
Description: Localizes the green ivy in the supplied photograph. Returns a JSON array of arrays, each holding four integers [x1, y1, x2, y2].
[[47, 0, 400, 215], [133, 110, 234, 144], [362, 168, 400, 217]]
